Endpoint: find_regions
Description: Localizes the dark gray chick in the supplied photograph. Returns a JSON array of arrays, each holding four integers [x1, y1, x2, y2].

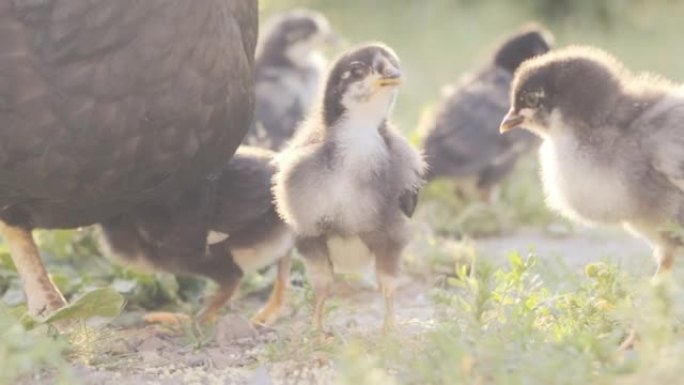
[[245, 9, 337, 150], [501, 46, 684, 274], [100, 147, 293, 325], [422, 25, 553, 202], [273, 43, 425, 332]]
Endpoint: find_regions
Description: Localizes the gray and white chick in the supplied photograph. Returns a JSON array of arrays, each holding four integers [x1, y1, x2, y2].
[[245, 9, 337, 150], [422, 25, 553, 202], [273, 43, 425, 331], [100, 147, 294, 325], [501, 46, 684, 274]]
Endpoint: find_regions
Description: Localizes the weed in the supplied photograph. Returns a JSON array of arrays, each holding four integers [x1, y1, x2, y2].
[[0, 305, 73, 385]]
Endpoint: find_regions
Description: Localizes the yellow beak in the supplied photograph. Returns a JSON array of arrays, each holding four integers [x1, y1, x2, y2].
[[376, 66, 402, 88], [499, 109, 525, 133], [376, 77, 402, 87]]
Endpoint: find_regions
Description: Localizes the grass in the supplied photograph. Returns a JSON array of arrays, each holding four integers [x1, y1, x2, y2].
[[262, 252, 684, 385], [0, 305, 73, 385]]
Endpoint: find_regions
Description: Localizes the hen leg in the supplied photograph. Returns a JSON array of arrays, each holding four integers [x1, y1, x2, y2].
[[0, 221, 66, 318]]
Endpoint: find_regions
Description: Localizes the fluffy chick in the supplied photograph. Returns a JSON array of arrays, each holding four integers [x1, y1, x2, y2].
[[273, 43, 425, 331], [422, 25, 553, 202], [501, 46, 684, 273], [245, 9, 337, 150], [100, 147, 294, 325]]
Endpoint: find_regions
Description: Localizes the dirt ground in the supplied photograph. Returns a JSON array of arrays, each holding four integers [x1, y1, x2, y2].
[[19, 227, 654, 385]]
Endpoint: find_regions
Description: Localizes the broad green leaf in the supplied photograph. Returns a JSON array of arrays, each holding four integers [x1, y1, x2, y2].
[[42, 287, 124, 323], [0, 251, 15, 270], [157, 273, 180, 301]]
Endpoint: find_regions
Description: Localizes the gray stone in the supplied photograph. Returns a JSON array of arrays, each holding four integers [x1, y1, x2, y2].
[[216, 314, 257, 346]]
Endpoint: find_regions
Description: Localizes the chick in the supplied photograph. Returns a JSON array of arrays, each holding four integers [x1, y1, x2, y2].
[[422, 25, 553, 202], [273, 43, 425, 332], [100, 147, 293, 325], [245, 9, 337, 150], [501, 46, 684, 274]]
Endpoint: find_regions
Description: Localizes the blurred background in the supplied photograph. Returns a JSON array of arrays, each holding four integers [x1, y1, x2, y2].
[[262, 0, 684, 136]]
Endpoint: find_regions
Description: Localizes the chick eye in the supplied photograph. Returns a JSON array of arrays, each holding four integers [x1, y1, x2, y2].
[[349, 62, 368, 78], [523, 91, 543, 108]]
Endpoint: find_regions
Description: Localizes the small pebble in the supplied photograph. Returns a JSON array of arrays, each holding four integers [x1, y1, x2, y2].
[[216, 313, 257, 345], [247, 366, 273, 385]]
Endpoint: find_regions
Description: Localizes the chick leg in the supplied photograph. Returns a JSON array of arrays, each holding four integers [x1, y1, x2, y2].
[[619, 329, 638, 351], [310, 267, 332, 331], [452, 181, 469, 202], [193, 244, 244, 323], [478, 186, 501, 204], [143, 311, 192, 326], [0, 221, 65, 318], [298, 236, 332, 331], [618, 244, 675, 350], [377, 268, 397, 333], [363, 231, 403, 333], [139, 242, 244, 326], [477, 153, 517, 204], [143, 279, 241, 326], [251, 254, 292, 326], [197, 278, 241, 324]]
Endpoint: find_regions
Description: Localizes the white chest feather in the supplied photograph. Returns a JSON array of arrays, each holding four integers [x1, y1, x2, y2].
[[279, 121, 390, 235], [320, 121, 389, 227], [335, 118, 389, 172], [540, 131, 634, 224], [275, 95, 397, 236]]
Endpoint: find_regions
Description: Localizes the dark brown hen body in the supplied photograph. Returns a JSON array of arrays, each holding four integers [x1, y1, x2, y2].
[[0, 0, 257, 228], [0, 0, 257, 320]]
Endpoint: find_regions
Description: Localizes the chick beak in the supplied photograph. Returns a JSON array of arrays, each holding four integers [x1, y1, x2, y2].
[[376, 67, 402, 87], [499, 108, 525, 133]]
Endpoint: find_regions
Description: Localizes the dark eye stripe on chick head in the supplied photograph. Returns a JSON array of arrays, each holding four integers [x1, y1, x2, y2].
[[323, 43, 401, 126]]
